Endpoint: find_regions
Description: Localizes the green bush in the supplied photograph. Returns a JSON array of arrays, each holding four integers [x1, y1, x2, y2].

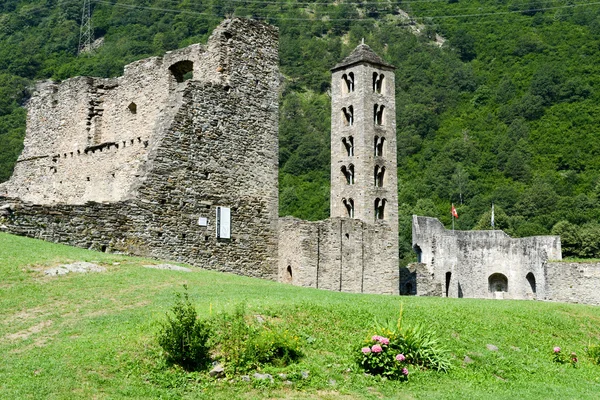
[[586, 344, 600, 366], [212, 304, 302, 374], [157, 286, 211, 371]]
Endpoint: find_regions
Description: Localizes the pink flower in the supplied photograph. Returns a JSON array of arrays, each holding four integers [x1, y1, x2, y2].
[[379, 337, 390, 345], [396, 354, 406, 362], [553, 347, 561, 353], [362, 347, 371, 354], [371, 344, 383, 353], [401, 368, 409, 376]]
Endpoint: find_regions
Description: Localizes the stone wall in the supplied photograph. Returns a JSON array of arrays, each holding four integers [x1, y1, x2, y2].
[[544, 262, 600, 305], [0, 19, 280, 279], [411, 215, 562, 300], [278, 216, 399, 294]]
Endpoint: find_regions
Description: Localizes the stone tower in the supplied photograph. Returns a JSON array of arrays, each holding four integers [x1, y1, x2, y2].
[[330, 43, 398, 236]]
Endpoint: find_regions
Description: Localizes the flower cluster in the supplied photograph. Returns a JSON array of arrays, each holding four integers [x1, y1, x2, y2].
[[552, 346, 578, 367], [358, 334, 409, 380]]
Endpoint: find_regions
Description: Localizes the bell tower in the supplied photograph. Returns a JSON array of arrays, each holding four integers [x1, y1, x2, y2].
[[330, 43, 398, 237]]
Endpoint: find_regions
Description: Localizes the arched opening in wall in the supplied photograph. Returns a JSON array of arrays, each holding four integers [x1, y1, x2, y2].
[[375, 137, 385, 157], [374, 198, 386, 220], [445, 272, 452, 297], [413, 245, 422, 263], [342, 136, 354, 156], [526, 272, 536, 297], [373, 72, 384, 93], [342, 72, 355, 94], [374, 104, 384, 125], [343, 198, 354, 218], [342, 106, 354, 126], [169, 60, 194, 83], [488, 273, 508, 293], [374, 165, 385, 187], [286, 265, 293, 283], [341, 164, 354, 185], [128, 102, 137, 114]]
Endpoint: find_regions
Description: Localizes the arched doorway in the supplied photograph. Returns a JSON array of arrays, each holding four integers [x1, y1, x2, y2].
[[488, 273, 508, 297], [526, 272, 536, 299]]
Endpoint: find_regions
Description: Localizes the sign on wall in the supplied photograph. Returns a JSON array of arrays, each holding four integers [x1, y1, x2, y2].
[[216, 206, 231, 239]]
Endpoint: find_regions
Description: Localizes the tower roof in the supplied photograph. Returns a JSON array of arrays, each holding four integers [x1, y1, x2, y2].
[[331, 43, 395, 72]]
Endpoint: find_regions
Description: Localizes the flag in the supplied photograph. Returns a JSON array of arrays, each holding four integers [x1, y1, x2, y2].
[[491, 203, 495, 228], [451, 204, 458, 219]]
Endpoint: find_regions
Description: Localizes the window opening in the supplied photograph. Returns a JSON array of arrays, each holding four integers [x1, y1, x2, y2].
[[342, 72, 355, 94], [374, 104, 384, 125], [375, 136, 385, 157], [169, 60, 194, 83], [343, 198, 354, 218], [341, 164, 355, 185], [128, 102, 137, 114], [445, 272, 452, 297], [413, 245, 422, 263], [342, 136, 354, 156], [373, 72, 384, 93], [374, 165, 385, 187], [342, 105, 354, 126], [374, 198, 386, 220]]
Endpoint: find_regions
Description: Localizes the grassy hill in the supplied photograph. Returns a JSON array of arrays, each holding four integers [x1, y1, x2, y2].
[[1, 231, 600, 399]]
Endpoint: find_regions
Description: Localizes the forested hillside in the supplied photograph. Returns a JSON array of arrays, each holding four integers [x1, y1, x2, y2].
[[1, 0, 600, 261]]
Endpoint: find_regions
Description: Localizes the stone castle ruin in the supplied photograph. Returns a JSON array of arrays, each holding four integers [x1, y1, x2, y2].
[[1, 18, 599, 305]]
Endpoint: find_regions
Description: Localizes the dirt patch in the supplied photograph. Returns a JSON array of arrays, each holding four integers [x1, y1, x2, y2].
[[5, 320, 53, 341]]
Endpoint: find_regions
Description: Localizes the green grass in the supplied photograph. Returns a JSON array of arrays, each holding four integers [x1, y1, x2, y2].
[[1, 232, 600, 399]]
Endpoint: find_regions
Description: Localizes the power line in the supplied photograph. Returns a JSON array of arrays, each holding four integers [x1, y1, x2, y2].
[[79, 0, 94, 55], [91, 0, 600, 24]]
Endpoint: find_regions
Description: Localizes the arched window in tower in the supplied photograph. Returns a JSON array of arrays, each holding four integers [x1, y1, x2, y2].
[[342, 136, 354, 156], [375, 198, 386, 220], [343, 198, 355, 218], [375, 136, 385, 156], [373, 72, 384, 94], [342, 72, 355, 94], [342, 105, 354, 126], [374, 165, 385, 187], [341, 164, 355, 185], [374, 104, 384, 125]]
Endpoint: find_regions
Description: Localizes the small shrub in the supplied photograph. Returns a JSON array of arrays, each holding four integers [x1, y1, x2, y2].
[[250, 328, 302, 367], [586, 344, 600, 365], [157, 286, 211, 371], [212, 305, 302, 374], [552, 346, 578, 367]]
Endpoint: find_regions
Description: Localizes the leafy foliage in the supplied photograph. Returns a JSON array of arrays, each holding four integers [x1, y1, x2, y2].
[[1, 1, 600, 258], [157, 286, 211, 371]]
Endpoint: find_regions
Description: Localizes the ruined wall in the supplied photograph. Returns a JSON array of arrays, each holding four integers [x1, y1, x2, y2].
[[278, 216, 399, 294], [544, 262, 600, 305], [411, 215, 562, 300], [0, 19, 279, 279], [0, 19, 270, 206]]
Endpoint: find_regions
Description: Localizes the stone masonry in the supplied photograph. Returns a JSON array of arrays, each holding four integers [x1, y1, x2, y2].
[[0, 19, 279, 279], [277, 44, 400, 294], [406, 216, 562, 300]]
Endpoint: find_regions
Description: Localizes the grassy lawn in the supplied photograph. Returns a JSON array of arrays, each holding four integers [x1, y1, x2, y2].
[[1, 231, 600, 399]]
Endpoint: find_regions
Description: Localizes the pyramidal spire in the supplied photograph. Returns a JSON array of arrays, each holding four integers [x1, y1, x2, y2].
[[331, 42, 395, 72]]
